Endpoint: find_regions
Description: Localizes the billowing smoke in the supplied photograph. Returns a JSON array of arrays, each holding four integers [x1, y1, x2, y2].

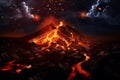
[[0, 0, 33, 19], [21, 1, 34, 18], [86, 0, 110, 18], [12, 1, 34, 19]]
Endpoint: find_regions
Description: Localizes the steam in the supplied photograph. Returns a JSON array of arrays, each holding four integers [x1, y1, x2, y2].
[[86, 0, 110, 18]]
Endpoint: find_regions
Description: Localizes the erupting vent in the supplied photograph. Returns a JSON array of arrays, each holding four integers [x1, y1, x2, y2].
[[28, 21, 90, 79], [0, 21, 90, 79], [29, 21, 89, 51]]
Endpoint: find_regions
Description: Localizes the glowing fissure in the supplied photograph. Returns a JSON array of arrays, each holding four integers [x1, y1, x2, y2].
[[68, 53, 90, 80]]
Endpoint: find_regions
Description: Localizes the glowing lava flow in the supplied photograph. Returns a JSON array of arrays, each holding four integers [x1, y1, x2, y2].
[[39, 21, 69, 47], [29, 21, 88, 51], [30, 21, 68, 47], [68, 53, 90, 80], [0, 60, 32, 74], [29, 20, 91, 79]]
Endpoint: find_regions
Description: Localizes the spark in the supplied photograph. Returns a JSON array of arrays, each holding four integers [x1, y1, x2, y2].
[[98, 7, 102, 11]]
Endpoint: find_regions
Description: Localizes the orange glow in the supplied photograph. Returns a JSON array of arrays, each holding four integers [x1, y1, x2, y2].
[[16, 69, 22, 74], [33, 14, 40, 21], [0, 60, 15, 71], [68, 53, 90, 80], [84, 53, 90, 61], [29, 18, 90, 79], [0, 60, 32, 74], [59, 21, 63, 26], [76, 53, 90, 77], [25, 65, 32, 69], [80, 11, 86, 18], [29, 21, 68, 48], [0, 65, 12, 71], [98, 7, 102, 11], [29, 20, 88, 51]]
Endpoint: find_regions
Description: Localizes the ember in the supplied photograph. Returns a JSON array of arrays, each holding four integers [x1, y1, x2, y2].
[[33, 14, 41, 21], [80, 11, 86, 19]]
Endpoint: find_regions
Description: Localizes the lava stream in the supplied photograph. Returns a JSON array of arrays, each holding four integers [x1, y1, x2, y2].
[[0, 60, 32, 74], [68, 53, 90, 80], [29, 21, 88, 51]]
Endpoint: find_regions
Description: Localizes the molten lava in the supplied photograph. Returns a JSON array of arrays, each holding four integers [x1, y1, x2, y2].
[[0, 19, 91, 79], [0, 60, 32, 74], [29, 21, 88, 51], [68, 53, 90, 80], [29, 20, 91, 79]]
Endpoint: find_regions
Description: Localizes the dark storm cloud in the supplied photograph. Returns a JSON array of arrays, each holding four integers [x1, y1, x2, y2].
[[0, 0, 120, 37], [0, 0, 33, 21], [0, 0, 13, 7], [0, 0, 36, 37], [86, 0, 120, 25], [86, 0, 110, 18], [57, 0, 120, 35]]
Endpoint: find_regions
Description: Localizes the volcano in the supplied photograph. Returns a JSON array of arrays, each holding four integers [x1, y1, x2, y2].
[[0, 21, 91, 80], [29, 21, 89, 52], [28, 21, 91, 80], [0, 20, 119, 80]]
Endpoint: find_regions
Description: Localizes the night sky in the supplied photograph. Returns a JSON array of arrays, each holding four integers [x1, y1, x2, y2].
[[0, 0, 120, 37]]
